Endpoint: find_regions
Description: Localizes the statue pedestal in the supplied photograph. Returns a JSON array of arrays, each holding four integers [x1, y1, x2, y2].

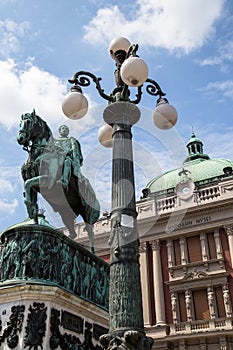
[[0, 221, 109, 349]]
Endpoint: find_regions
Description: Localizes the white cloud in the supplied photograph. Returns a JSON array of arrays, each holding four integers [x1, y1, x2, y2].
[[0, 59, 100, 133], [0, 59, 65, 128], [0, 172, 19, 215], [0, 198, 18, 214], [0, 19, 30, 58], [0, 178, 14, 194], [198, 80, 233, 100], [83, 0, 225, 53], [197, 39, 233, 70]]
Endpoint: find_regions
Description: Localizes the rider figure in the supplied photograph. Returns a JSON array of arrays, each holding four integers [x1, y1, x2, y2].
[[55, 125, 83, 188]]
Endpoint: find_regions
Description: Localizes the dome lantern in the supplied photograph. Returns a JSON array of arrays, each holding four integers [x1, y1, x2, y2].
[[184, 131, 209, 163]]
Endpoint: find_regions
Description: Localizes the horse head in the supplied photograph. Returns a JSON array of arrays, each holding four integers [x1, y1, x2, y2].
[[17, 109, 52, 147]]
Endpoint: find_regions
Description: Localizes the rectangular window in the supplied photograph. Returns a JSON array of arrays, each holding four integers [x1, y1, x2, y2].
[[215, 287, 225, 318], [207, 232, 217, 259], [173, 239, 181, 266], [187, 235, 202, 263], [193, 290, 210, 320], [178, 292, 187, 322]]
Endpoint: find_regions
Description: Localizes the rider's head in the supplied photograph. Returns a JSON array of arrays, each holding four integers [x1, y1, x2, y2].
[[59, 125, 69, 137]]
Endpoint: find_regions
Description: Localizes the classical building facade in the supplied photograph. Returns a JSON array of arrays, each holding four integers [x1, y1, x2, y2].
[[73, 132, 233, 349]]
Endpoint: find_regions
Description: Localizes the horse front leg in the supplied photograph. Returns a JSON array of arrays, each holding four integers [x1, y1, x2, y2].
[[24, 175, 47, 221]]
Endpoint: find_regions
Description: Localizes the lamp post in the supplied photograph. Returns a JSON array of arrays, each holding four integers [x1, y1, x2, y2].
[[62, 37, 178, 350]]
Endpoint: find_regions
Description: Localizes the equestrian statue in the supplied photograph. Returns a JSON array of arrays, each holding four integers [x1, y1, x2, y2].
[[17, 109, 100, 250]]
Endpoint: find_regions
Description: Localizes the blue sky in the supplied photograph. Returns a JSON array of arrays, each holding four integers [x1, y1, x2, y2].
[[0, 0, 233, 231]]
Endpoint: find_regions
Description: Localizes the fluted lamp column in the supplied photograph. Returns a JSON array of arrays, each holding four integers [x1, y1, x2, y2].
[[62, 36, 178, 350]]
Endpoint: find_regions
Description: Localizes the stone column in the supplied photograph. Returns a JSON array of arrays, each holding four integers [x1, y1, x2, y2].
[[224, 225, 233, 265], [171, 292, 178, 323], [180, 237, 187, 265], [219, 336, 228, 350], [207, 287, 216, 319], [151, 240, 166, 325], [185, 290, 192, 322], [166, 239, 173, 268], [139, 242, 152, 326], [199, 340, 207, 350], [200, 233, 208, 261], [179, 339, 186, 350], [222, 285, 232, 318], [214, 228, 223, 259]]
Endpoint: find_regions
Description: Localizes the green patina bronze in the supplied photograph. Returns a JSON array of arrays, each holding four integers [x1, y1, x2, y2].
[[0, 222, 109, 310], [17, 110, 100, 248], [0, 221, 109, 349]]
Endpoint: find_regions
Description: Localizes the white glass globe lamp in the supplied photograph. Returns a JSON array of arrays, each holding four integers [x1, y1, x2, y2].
[[109, 37, 131, 61], [153, 98, 178, 130], [120, 56, 148, 87], [98, 123, 113, 148], [62, 86, 88, 120]]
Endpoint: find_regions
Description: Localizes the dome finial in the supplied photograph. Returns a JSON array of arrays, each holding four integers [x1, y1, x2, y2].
[[184, 129, 210, 163], [191, 124, 195, 138]]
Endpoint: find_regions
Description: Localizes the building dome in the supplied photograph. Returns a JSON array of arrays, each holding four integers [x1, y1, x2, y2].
[[145, 132, 233, 195]]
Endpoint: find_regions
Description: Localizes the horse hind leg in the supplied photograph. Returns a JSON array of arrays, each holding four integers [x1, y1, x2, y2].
[[60, 209, 77, 240], [84, 223, 95, 254]]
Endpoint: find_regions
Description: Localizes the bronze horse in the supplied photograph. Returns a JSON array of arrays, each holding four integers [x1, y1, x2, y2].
[[17, 110, 100, 249]]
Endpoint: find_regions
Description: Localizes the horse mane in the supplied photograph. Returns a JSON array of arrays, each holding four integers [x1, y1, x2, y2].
[[21, 110, 53, 140]]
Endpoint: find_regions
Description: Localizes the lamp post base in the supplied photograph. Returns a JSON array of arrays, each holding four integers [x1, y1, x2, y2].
[[100, 330, 154, 350]]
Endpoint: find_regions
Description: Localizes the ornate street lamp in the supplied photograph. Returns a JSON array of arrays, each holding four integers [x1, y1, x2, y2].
[[62, 37, 178, 350]]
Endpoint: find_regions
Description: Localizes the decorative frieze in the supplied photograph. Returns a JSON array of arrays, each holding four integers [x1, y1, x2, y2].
[[0, 226, 109, 311]]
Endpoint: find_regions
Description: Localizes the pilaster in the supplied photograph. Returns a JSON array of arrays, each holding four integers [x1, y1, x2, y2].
[[151, 240, 166, 326], [214, 228, 223, 259], [224, 224, 233, 265], [139, 242, 153, 326], [200, 233, 208, 261], [179, 237, 187, 265]]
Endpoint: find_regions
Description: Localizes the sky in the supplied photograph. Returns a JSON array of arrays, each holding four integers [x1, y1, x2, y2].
[[0, 0, 233, 232]]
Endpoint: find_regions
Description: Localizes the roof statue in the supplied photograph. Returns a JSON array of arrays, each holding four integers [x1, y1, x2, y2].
[[17, 109, 100, 250]]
